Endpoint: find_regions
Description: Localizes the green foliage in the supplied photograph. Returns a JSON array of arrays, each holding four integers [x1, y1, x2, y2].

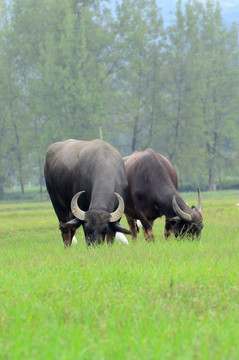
[[112, 0, 165, 152], [1, 193, 239, 359], [0, 0, 238, 193], [157, 0, 239, 188]]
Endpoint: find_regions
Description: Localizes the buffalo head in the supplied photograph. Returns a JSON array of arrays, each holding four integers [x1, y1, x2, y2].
[[165, 189, 203, 239], [63, 191, 131, 245]]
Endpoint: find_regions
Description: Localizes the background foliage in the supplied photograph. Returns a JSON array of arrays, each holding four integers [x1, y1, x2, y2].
[[0, 0, 239, 199]]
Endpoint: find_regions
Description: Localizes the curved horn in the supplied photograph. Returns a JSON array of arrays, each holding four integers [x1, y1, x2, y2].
[[197, 188, 203, 215], [110, 192, 125, 222], [71, 191, 86, 221], [172, 196, 192, 222]]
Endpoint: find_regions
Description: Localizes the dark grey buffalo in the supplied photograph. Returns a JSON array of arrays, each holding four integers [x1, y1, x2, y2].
[[44, 139, 131, 246], [124, 149, 203, 241]]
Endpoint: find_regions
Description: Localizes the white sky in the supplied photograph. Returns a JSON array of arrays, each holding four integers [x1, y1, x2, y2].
[[177, 0, 236, 7]]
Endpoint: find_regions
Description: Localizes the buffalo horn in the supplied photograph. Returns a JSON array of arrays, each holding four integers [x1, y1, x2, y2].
[[197, 188, 203, 215], [172, 196, 192, 222], [71, 191, 86, 221], [110, 192, 125, 222]]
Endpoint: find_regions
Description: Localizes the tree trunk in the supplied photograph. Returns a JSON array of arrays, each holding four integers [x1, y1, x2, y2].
[[36, 148, 43, 199], [13, 122, 25, 199], [208, 156, 216, 191], [99, 120, 103, 140], [131, 64, 143, 152], [131, 115, 139, 152], [0, 118, 6, 201], [40, 175, 43, 199], [218, 165, 222, 190], [0, 186, 3, 200], [145, 50, 157, 149]]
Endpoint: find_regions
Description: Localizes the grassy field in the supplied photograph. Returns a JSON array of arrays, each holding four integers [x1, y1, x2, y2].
[[0, 190, 239, 359]]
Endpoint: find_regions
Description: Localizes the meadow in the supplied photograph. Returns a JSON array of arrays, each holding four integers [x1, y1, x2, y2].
[[0, 190, 239, 359]]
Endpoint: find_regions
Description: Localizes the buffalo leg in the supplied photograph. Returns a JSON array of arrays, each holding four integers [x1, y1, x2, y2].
[[50, 198, 76, 246], [126, 215, 138, 240], [106, 228, 116, 245], [60, 226, 75, 247], [135, 212, 155, 241], [142, 220, 154, 242]]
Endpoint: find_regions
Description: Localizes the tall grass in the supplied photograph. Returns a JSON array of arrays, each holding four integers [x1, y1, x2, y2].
[[0, 191, 239, 359]]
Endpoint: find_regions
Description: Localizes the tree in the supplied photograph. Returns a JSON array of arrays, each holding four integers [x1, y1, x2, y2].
[[0, 0, 239, 194], [112, 0, 165, 153], [153, 0, 239, 189], [0, 0, 33, 198], [198, 1, 239, 190], [0, 0, 114, 195]]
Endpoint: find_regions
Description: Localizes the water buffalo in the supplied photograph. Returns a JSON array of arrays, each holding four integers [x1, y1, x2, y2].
[[44, 139, 131, 246], [124, 149, 203, 241]]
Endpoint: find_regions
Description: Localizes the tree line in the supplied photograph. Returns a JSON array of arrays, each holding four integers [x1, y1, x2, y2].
[[0, 0, 239, 199]]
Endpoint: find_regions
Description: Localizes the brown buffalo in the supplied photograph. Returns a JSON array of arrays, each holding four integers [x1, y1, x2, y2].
[[124, 149, 203, 241]]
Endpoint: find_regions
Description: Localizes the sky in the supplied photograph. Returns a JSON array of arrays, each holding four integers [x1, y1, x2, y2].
[[104, 0, 239, 26], [5, 0, 239, 27], [165, 0, 239, 26]]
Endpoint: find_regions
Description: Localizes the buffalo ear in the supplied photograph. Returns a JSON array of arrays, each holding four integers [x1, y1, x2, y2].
[[166, 217, 180, 224], [110, 222, 132, 235], [165, 217, 180, 230], [60, 218, 82, 230]]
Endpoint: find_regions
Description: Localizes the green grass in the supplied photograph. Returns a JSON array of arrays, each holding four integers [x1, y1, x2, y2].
[[1, 191, 239, 359]]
